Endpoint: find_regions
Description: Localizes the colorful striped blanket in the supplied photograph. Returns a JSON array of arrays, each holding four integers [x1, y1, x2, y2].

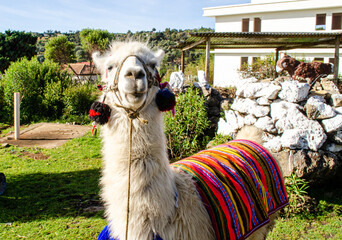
[[171, 140, 288, 240]]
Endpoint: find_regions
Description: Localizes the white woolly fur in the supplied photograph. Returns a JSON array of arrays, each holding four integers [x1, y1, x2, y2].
[[93, 41, 275, 240]]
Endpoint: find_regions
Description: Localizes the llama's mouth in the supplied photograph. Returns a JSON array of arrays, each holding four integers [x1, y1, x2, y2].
[[124, 92, 146, 103]]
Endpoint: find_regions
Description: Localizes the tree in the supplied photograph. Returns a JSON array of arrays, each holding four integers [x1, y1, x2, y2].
[[0, 30, 37, 73], [79, 28, 113, 56], [44, 35, 75, 65], [79, 29, 114, 80]]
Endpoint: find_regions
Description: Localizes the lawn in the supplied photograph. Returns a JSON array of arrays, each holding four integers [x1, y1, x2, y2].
[[0, 133, 106, 239], [1, 133, 341, 239]]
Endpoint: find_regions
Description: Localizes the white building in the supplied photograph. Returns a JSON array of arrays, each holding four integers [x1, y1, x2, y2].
[[203, 0, 342, 87]]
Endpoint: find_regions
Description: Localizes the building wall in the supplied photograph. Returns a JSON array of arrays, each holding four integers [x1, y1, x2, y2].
[[205, 0, 342, 87], [215, 8, 341, 32]]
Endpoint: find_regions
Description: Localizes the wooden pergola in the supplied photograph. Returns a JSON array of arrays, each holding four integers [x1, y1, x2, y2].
[[175, 32, 342, 80]]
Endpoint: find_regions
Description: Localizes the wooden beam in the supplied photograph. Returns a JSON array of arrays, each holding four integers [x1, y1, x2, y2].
[[334, 35, 340, 80], [181, 51, 185, 73], [275, 48, 280, 78], [277, 39, 336, 51], [181, 39, 206, 51], [205, 37, 211, 82]]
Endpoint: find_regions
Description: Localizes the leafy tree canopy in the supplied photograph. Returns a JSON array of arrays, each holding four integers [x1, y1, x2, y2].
[[79, 29, 114, 56], [0, 30, 37, 73], [45, 35, 75, 65]]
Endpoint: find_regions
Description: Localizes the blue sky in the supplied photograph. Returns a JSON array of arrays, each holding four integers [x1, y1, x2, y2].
[[0, 0, 250, 33]]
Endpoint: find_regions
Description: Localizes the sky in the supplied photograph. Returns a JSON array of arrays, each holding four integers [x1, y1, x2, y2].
[[0, 0, 250, 33]]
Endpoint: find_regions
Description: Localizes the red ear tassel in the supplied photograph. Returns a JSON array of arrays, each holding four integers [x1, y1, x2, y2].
[[89, 101, 111, 125]]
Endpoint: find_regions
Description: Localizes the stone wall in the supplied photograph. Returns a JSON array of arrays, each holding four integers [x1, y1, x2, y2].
[[217, 77, 342, 184]]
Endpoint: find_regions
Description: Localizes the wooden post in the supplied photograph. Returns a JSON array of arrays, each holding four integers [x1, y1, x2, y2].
[[205, 37, 211, 81], [334, 35, 340, 80], [14, 92, 20, 140], [275, 48, 280, 78], [181, 51, 185, 73]]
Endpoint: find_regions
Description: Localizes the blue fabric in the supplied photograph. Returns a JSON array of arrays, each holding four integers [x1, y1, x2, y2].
[[98, 225, 162, 240]]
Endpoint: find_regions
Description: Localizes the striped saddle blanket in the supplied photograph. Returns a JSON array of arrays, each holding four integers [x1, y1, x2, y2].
[[171, 140, 288, 240]]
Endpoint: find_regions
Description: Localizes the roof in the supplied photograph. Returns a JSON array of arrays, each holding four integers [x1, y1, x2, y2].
[[203, 0, 342, 17], [65, 63, 100, 76], [175, 32, 342, 51]]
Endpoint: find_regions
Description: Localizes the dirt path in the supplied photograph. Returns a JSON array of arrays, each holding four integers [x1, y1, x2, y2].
[[0, 123, 92, 149]]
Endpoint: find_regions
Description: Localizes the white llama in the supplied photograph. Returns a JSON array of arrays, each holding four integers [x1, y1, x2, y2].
[[92, 41, 288, 240]]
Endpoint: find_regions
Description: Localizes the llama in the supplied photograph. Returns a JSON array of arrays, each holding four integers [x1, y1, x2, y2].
[[276, 55, 334, 85], [92, 41, 288, 240]]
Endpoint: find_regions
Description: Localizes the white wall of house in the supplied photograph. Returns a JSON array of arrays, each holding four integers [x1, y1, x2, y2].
[[204, 0, 342, 87]]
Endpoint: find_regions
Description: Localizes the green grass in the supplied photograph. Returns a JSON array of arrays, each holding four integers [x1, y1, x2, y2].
[[1, 132, 341, 239], [0, 133, 106, 239], [268, 186, 342, 240]]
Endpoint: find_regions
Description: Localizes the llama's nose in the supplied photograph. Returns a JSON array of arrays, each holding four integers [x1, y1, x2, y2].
[[124, 68, 146, 80]]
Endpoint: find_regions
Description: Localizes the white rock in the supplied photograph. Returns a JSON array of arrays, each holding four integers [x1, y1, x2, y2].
[[235, 82, 264, 98], [278, 81, 310, 103], [196, 70, 211, 89], [321, 78, 340, 94], [254, 116, 277, 133], [255, 84, 282, 100], [321, 114, 342, 133], [257, 97, 271, 106], [333, 129, 342, 144], [235, 111, 245, 129], [335, 107, 342, 114], [169, 71, 185, 89], [235, 77, 258, 95], [235, 82, 281, 100], [244, 114, 257, 125], [264, 136, 282, 153], [274, 106, 327, 150], [217, 110, 239, 136], [325, 143, 342, 152], [231, 98, 270, 117], [331, 94, 342, 107], [304, 96, 336, 120], [280, 129, 327, 151], [275, 106, 323, 133], [270, 100, 301, 121]]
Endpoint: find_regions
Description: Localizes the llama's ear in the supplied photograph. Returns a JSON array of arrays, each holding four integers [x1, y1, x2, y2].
[[92, 51, 106, 74], [154, 49, 165, 66]]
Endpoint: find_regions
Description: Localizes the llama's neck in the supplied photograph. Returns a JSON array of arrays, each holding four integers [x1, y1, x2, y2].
[[101, 104, 177, 239]]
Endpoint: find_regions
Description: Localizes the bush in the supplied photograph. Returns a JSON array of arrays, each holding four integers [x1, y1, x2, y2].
[[1, 57, 71, 123], [239, 54, 277, 80], [63, 84, 99, 123], [163, 87, 210, 161], [284, 174, 310, 217]]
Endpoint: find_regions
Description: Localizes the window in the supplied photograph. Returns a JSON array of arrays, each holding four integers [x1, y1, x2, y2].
[[315, 14, 326, 30], [254, 18, 261, 32], [332, 13, 342, 30], [313, 58, 324, 63], [241, 57, 248, 68], [242, 18, 249, 32]]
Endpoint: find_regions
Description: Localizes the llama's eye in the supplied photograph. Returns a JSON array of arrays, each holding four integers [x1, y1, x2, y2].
[[149, 63, 156, 69], [108, 66, 113, 71]]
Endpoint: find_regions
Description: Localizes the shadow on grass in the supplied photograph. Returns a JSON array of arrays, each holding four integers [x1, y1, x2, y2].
[[0, 169, 103, 223]]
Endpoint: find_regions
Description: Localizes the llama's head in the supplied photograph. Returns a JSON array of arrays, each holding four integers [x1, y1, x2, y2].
[[276, 55, 300, 76], [92, 41, 165, 112]]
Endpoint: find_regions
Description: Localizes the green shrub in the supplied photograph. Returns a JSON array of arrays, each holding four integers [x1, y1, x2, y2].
[[239, 54, 278, 80], [163, 87, 210, 161], [63, 84, 98, 122], [207, 134, 232, 149], [284, 174, 310, 217], [0, 84, 5, 122], [1, 57, 71, 123], [43, 80, 65, 120]]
